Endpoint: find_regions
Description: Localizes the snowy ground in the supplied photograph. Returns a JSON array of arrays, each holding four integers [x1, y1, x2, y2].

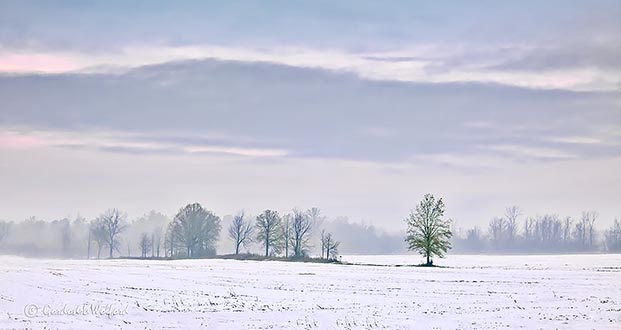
[[0, 254, 619, 329]]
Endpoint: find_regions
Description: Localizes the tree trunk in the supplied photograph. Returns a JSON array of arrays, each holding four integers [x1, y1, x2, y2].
[[87, 231, 91, 259], [265, 238, 269, 257], [109, 240, 114, 258], [426, 254, 431, 266]]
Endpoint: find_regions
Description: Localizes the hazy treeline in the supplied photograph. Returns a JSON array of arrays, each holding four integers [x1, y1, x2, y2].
[[0, 204, 404, 258], [452, 206, 621, 253], [2, 204, 618, 258]]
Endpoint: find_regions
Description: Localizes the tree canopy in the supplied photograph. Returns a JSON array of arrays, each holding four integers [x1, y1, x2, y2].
[[405, 193, 452, 266]]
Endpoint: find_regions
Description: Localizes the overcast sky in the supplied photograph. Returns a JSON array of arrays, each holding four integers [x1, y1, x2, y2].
[[0, 1, 620, 231]]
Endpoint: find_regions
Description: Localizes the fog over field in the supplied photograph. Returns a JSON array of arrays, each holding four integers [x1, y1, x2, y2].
[[1, 1, 620, 329]]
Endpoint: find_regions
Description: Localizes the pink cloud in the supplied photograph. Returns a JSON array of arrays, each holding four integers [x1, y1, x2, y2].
[[0, 132, 45, 149], [0, 54, 81, 73]]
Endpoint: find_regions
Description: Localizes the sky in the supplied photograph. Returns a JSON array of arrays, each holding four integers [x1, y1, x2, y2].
[[0, 1, 620, 231]]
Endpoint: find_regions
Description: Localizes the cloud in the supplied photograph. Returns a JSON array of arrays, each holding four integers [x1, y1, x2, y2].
[[489, 44, 621, 72], [1, 44, 619, 91], [481, 144, 579, 160], [1, 59, 619, 166], [0, 130, 287, 158], [1, 2, 619, 91], [551, 136, 603, 145]]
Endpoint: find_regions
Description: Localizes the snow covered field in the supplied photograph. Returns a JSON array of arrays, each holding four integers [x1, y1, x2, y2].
[[0, 254, 619, 329]]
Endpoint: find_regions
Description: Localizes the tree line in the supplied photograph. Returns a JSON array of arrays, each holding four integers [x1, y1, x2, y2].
[[0, 203, 343, 261], [452, 206, 621, 253], [1, 200, 618, 260]]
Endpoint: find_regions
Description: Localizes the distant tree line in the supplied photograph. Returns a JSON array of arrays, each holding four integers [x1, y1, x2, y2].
[[4, 202, 614, 259], [0, 203, 364, 260], [452, 206, 621, 253]]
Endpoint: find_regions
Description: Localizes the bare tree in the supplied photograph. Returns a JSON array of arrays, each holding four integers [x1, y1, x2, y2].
[[574, 211, 598, 249], [307, 207, 324, 228], [89, 219, 107, 259], [464, 226, 485, 252], [228, 211, 254, 255], [582, 211, 598, 249], [291, 209, 313, 258], [523, 217, 534, 242], [60, 218, 72, 257], [562, 216, 573, 242], [405, 193, 452, 266], [164, 222, 175, 257], [321, 230, 340, 260], [324, 232, 340, 260], [0, 221, 10, 246], [151, 233, 155, 257], [320, 229, 327, 259], [256, 209, 282, 257], [87, 226, 92, 259], [153, 227, 163, 257], [283, 213, 292, 258], [170, 203, 221, 258], [504, 206, 520, 243], [98, 208, 127, 258], [139, 232, 151, 258], [604, 218, 621, 252], [573, 221, 586, 248], [488, 217, 506, 249]]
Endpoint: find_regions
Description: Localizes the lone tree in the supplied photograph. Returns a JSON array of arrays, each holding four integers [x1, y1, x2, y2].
[[405, 193, 452, 266], [256, 209, 282, 257], [228, 211, 254, 255]]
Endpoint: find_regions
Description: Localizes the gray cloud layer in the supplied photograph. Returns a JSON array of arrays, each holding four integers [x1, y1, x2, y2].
[[1, 1, 620, 75], [1, 59, 619, 164]]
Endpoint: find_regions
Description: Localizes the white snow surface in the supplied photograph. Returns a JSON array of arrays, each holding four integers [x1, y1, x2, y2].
[[0, 254, 619, 329]]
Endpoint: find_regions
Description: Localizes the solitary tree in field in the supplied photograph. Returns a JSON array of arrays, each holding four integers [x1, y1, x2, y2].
[[228, 211, 254, 255], [405, 194, 452, 266], [256, 209, 282, 257]]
